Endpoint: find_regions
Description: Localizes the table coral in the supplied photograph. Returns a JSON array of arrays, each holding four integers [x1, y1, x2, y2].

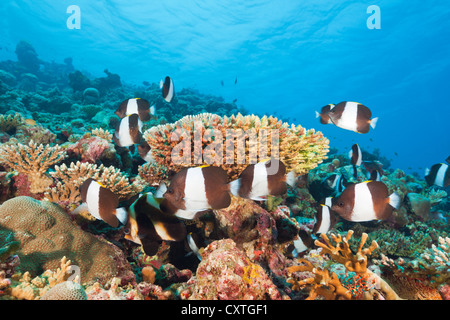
[[0, 140, 67, 193], [141, 112, 329, 183], [189, 239, 282, 300], [0, 196, 134, 285]]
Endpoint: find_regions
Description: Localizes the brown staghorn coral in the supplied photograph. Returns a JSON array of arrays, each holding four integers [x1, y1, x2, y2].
[[287, 258, 352, 300], [287, 231, 403, 300], [44, 161, 144, 208], [141, 112, 329, 183], [0, 140, 67, 193]]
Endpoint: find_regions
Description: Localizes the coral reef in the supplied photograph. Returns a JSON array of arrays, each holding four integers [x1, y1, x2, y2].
[[0, 41, 448, 301]]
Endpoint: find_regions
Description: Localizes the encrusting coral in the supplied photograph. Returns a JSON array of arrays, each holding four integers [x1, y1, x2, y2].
[[0, 140, 66, 193], [141, 113, 329, 183], [188, 239, 282, 300]]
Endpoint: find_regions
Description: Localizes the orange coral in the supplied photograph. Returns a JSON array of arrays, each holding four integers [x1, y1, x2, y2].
[[288, 231, 404, 300]]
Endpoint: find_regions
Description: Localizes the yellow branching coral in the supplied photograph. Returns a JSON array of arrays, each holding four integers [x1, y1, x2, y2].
[[0, 113, 24, 132], [7, 256, 77, 300], [44, 161, 144, 206], [0, 140, 67, 193], [141, 112, 329, 182], [90, 128, 113, 142], [287, 231, 404, 300], [315, 230, 378, 274], [287, 258, 352, 300]]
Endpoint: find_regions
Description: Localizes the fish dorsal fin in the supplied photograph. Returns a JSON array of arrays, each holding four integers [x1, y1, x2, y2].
[[197, 164, 209, 168], [96, 181, 106, 188]]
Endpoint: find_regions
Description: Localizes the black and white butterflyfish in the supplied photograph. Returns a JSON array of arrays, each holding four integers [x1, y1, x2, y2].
[[349, 143, 362, 178], [160, 165, 231, 220], [322, 174, 347, 195], [291, 230, 314, 257], [318, 101, 378, 134], [124, 192, 187, 256], [115, 98, 155, 122], [113, 113, 143, 147], [331, 181, 401, 222], [425, 163, 450, 188], [75, 178, 128, 228], [229, 158, 288, 201], [160, 76, 174, 103]]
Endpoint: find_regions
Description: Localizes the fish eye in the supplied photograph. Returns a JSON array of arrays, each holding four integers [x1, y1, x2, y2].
[[167, 188, 174, 194], [123, 227, 130, 234], [338, 202, 345, 207]]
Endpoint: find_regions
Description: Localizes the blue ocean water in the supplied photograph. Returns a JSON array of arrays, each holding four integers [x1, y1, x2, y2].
[[1, 0, 449, 174]]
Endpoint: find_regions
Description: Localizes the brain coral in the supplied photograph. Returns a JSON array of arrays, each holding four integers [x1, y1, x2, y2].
[[0, 196, 133, 285]]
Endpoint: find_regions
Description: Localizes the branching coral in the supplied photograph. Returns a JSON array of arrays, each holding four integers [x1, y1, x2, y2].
[[0, 140, 67, 193], [44, 161, 144, 207], [0, 113, 24, 133], [7, 256, 80, 300], [141, 113, 329, 183], [90, 127, 113, 142], [287, 231, 403, 300]]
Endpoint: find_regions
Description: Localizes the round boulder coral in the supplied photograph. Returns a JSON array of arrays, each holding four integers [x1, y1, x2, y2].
[[0, 196, 133, 285], [40, 281, 87, 300]]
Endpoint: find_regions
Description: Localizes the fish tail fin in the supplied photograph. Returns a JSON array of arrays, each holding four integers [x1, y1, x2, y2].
[[150, 105, 156, 115], [115, 207, 128, 225], [159, 79, 163, 89], [424, 167, 430, 176], [388, 192, 401, 210], [370, 117, 379, 129], [229, 179, 241, 197], [315, 111, 320, 118], [286, 171, 297, 187]]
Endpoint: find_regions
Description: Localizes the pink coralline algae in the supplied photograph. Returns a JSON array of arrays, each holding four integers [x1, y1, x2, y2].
[[67, 136, 113, 163], [189, 239, 282, 300]]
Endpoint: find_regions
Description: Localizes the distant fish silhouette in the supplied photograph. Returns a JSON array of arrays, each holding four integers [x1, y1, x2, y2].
[[160, 76, 174, 103], [221, 80, 224, 86], [234, 77, 237, 85]]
